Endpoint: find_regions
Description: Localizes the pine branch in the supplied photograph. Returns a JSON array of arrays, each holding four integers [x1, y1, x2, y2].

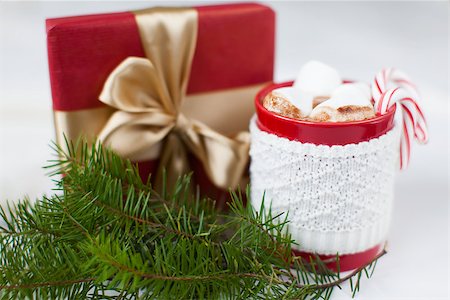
[[0, 138, 387, 299]]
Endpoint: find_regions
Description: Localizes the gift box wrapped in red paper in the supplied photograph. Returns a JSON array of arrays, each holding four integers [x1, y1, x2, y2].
[[46, 3, 275, 204]]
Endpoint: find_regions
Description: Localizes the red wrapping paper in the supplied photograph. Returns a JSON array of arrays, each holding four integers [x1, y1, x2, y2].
[[46, 3, 275, 201], [47, 3, 275, 110]]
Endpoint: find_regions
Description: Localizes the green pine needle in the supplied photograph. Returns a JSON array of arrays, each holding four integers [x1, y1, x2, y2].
[[0, 138, 386, 299]]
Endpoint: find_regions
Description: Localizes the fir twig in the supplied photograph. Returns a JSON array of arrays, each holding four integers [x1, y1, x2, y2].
[[0, 138, 387, 299]]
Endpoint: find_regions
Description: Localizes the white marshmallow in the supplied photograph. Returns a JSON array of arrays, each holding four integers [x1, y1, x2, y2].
[[309, 83, 375, 122], [293, 60, 341, 97], [272, 87, 314, 116], [350, 82, 372, 101], [316, 83, 372, 109]]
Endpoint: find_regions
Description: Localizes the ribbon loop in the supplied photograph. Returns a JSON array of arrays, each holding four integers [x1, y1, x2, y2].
[[99, 57, 171, 113]]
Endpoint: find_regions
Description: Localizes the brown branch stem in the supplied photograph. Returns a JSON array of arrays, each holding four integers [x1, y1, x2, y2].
[[0, 278, 95, 290], [99, 252, 270, 283], [95, 200, 203, 242], [0, 248, 387, 293]]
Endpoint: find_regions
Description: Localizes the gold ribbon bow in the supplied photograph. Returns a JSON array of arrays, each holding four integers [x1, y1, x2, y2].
[[97, 7, 250, 190]]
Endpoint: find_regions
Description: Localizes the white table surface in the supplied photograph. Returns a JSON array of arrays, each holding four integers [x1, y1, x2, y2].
[[0, 2, 448, 299]]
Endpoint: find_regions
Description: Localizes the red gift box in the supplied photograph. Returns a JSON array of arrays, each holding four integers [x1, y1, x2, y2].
[[46, 3, 275, 203]]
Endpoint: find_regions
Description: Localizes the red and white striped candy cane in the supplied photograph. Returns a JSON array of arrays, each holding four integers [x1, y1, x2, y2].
[[372, 68, 428, 169]]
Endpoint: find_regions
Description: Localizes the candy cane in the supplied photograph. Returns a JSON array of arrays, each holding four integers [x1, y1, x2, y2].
[[372, 68, 428, 169]]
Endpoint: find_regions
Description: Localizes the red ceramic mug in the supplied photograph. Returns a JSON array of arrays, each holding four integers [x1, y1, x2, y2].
[[255, 81, 396, 145], [253, 81, 396, 272]]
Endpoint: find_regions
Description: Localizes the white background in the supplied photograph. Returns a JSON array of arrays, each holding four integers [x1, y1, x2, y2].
[[0, 1, 448, 299]]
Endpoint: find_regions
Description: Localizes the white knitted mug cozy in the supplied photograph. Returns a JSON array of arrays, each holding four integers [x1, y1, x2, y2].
[[249, 116, 401, 255]]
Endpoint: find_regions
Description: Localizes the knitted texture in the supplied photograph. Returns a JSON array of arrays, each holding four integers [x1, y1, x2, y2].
[[249, 117, 400, 255]]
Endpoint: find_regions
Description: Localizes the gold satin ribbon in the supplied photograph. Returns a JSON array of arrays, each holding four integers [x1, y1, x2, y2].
[[93, 7, 251, 190], [54, 84, 263, 149]]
